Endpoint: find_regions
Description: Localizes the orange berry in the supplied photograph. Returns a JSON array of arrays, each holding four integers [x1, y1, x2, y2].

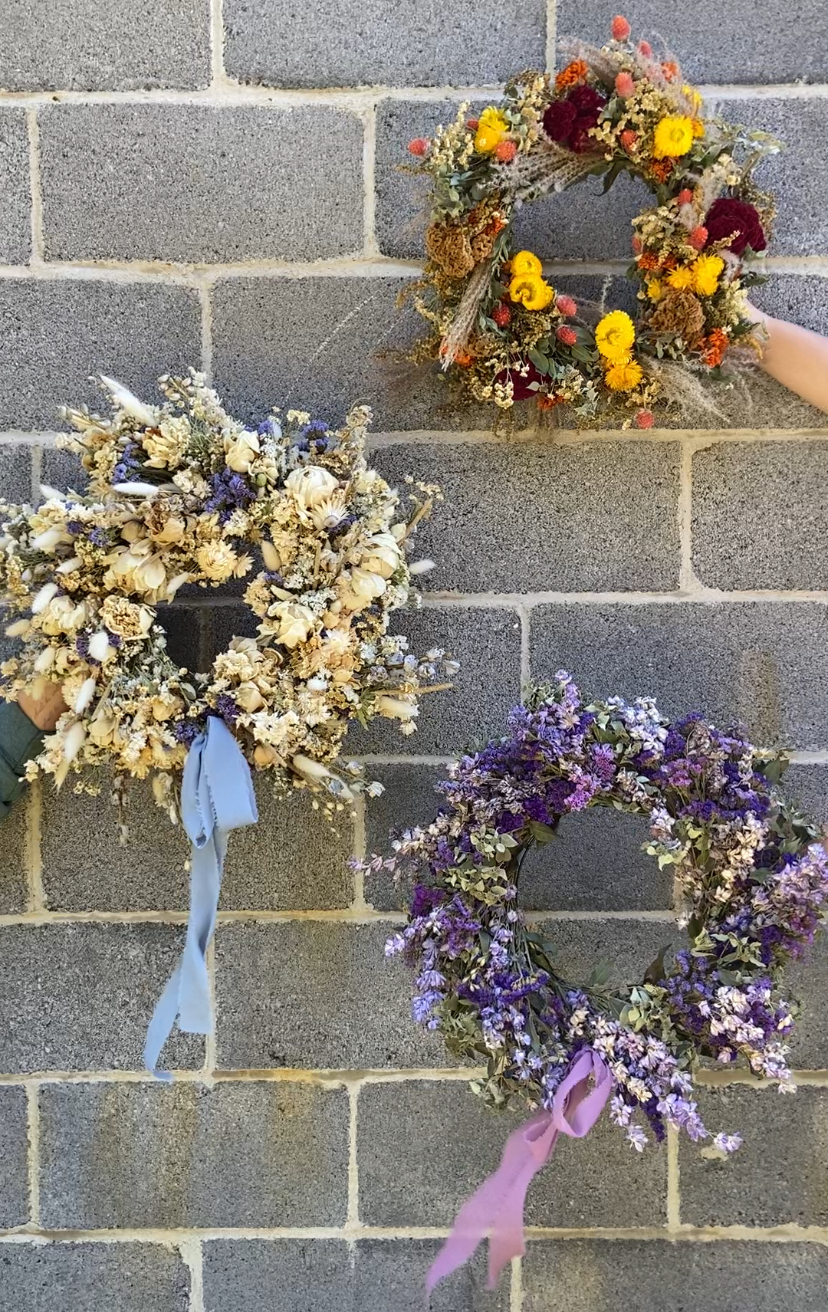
[[492, 302, 512, 327], [634, 409, 655, 429], [408, 137, 429, 157]]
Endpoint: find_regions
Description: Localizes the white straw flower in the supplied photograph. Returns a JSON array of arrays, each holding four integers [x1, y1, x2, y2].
[[285, 465, 339, 509]]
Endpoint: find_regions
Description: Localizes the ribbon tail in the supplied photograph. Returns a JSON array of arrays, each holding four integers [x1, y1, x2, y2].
[[427, 1113, 558, 1294], [177, 830, 225, 1034], [143, 962, 183, 1080]]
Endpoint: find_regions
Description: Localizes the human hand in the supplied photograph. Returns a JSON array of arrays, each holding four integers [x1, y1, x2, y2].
[[17, 683, 67, 731]]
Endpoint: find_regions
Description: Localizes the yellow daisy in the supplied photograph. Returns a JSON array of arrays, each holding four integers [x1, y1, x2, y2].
[[475, 107, 509, 154], [667, 265, 695, 291], [605, 358, 644, 391], [653, 115, 695, 159], [646, 279, 665, 302], [595, 310, 636, 362], [691, 253, 725, 297]]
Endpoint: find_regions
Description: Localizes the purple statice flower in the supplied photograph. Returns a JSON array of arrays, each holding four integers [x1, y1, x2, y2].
[[205, 468, 255, 525], [214, 693, 240, 725], [173, 721, 201, 746], [66, 520, 83, 535], [112, 441, 140, 485], [75, 633, 90, 659], [88, 527, 109, 548], [105, 630, 122, 649]]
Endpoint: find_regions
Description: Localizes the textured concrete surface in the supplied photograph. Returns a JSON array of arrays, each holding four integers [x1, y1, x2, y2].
[[0, 281, 201, 431], [39, 1082, 349, 1228], [0, 1086, 28, 1227], [679, 1085, 828, 1227], [358, 1079, 667, 1228], [1, 0, 210, 90], [522, 1239, 828, 1310], [693, 442, 828, 590], [0, 110, 31, 264], [40, 106, 364, 263], [0, 790, 29, 914], [215, 921, 451, 1070], [373, 441, 681, 593], [0, 924, 203, 1071], [0, 1244, 190, 1312], [555, 0, 828, 82], [223, 0, 546, 88], [531, 601, 828, 750]]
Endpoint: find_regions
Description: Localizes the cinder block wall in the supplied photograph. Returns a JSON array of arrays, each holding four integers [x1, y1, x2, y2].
[[1, 2, 828, 1308]]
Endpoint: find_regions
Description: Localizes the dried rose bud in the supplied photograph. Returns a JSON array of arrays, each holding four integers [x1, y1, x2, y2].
[[556, 325, 578, 346], [611, 14, 631, 39], [615, 71, 635, 98], [634, 409, 655, 429], [492, 302, 512, 327], [408, 137, 429, 157], [556, 294, 578, 317], [689, 225, 709, 250], [495, 139, 517, 162]]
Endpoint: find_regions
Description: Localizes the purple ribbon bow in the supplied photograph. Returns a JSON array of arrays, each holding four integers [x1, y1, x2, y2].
[[427, 1048, 613, 1293]]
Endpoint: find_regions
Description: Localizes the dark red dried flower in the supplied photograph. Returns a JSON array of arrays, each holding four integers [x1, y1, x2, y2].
[[570, 111, 602, 153], [704, 198, 767, 256], [566, 85, 606, 115], [542, 100, 577, 142]]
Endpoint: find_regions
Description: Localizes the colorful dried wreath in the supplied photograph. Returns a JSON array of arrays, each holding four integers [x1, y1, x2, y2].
[[0, 373, 450, 820], [404, 15, 780, 426], [383, 675, 828, 1286]]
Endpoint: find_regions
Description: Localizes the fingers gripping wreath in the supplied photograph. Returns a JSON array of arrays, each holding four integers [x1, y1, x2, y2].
[[385, 675, 828, 1154], [0, 372, 451, 822], [405, 15, 779, 426]]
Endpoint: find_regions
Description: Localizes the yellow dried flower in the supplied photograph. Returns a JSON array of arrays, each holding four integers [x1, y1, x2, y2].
[[691, 253, 725, 297], [646, 279, 665, 302], [604, 358, 644, 391], [667, 265, 696, 291], [475, 107, 509, 154], [595, 311, 635, 362], [511, 250, 543, 277], [653, 116, 695, 159], [509, 272, 554, 311]]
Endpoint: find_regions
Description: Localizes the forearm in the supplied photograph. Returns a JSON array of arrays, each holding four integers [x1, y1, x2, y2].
[[747, 306, 828, 413], [0, 685, 65, 819]]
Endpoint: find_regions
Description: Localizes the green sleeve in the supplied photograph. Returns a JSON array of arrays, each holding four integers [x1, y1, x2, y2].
[[0, 701, 44, 819]]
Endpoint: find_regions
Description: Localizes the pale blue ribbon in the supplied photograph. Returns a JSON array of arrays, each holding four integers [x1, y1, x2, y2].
[[144, 715, 258, 1077]]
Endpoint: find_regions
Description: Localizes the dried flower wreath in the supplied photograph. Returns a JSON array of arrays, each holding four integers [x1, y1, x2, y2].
[[383, 675, 827, 1289], [0, 372, 453, 1067], [404, 15, 780, 427]]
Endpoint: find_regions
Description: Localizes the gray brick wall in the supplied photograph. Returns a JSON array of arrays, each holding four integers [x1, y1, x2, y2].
[[1, 2, 827, 1309]]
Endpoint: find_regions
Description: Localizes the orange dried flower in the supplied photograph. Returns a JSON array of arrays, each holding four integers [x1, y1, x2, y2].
[[650, 159, 674, 183], [638, 252, 661, 271], [702, 329, 729, 367], [677, 188, 694, 206], [495, 139, 518, 162], [689, 225, 709, 250], [638, 40, 653, 57], [662, 61, 680, 81], [537, 393, 563, 411], [555, 59, 589, 91], [467, 118, 480, 130], [453, 350, 474, 368], [611, 14, 632, 40], [408, 137, 429, 157], [634, 409, 655, 429], [620, 129, 638, 152]]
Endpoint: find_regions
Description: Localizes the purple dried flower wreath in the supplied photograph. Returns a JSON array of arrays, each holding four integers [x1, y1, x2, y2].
[[384, 673, 828, 1154]]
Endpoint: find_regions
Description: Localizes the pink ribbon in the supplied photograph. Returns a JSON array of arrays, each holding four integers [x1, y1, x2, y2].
[[427, 1048, 613, 1293]]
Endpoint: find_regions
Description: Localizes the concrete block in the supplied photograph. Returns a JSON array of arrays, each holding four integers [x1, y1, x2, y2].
[[716, 99, 828, 256], [40, 446, 88, 495], [372, 440, 681, 593], [223, 0, 546, 88], [679, 1085, 828, 1227], [752, 274, 828, 339], [358, 1078, 666, 1228], [0, 1086, 28, 1226], [787, 933, 828, 1069], [40, 106, 364, 263], [0, 1244, 190, 1312], [530, 601, 828, 750], [214, 921, 450, 1069], [347, 605, 522, 756], [0, 924, 203, 1071], [0, 110, 30, 264], [783, 764, 828, 825], [523, 1239, 828, 1311], [0, 788, 29, 914], [0, 281, 201, 432], [39, 1081, 348, 1228], [692, 442, 828, 590], [354, 1239, 509, 1312], [363, 764, 447, 911], [0, 0, 210, 91], [555, 0, 828, 83], [0, 444, 33, 503]]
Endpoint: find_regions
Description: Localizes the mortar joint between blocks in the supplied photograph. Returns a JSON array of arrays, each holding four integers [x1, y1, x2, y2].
[[25, 108, 44, 267], [347, 1084, 361, 1227], [180, 1236, 205, 1312], [25, 1081, 40, 1229]]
